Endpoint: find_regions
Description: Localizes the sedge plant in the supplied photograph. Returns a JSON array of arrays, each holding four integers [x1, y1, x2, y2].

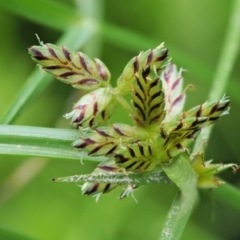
[[28, 41, 236, 202]]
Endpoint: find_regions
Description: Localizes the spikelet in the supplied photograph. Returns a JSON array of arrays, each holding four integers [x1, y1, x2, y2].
[[161, 63, 186, 122], [131, 61, 166, 128], [81, 160, 139, 200], [116, 43, 169, 94], [191, 142, 238, 188], [72, 124, 138, 156], [29, 43, 111, 90], [65, 87, 116, 128]]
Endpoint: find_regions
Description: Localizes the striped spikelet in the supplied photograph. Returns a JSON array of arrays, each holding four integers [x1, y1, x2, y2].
[[29, 43, 111, 90], [116, 43, 169, 94], [131, 63, 166, 128], [65, 87, 116, 128]]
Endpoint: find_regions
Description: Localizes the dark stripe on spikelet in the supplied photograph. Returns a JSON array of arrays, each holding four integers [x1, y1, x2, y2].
[[135, 161, 146, 170], [155, 49, 168, 62], [135, 91, 145, 106], [147, 50, 153, 65], [148, 146, 152, 155], [62, 47, 71, 62], [30, 48, 49, 61], [105, 145, 118, 156], [196, 105, 202, 117], [171, 77, 181, 91], [174, 121, 183, 131], [114, 154, 129, 163], [148, 90, 162, 106], [191, 117, 208, 127], [103, 183, 111, 193], [43, 65, 71, 70], [79, 54, 92, 74], [88, 142, 114, 155], [137, 143, 145, 156], [98, 166, 117, 171], [136, 76, 145, 97], [127, 146, 136, 158], [217, 101, 230, 111], [149, 78, 159, 89], [126, 161, 137, 170], [59, 72, 78, 78], [133, 57, 139, 73], [96, 61, 108, 81], [142, 66, 150, 79], [93, 101, 98, 116], [101, 110, 106, 120], [72, 110, 85, 123], [76, 78, 99, 85], [149, 114, 162, 124], [47, 44, 66, 64], [74, 138, 96, 148], [148, 102, 161, 116], [85, 183, 99, 195], [133, 101, 146, 120], [95, 129, 113, 138], [113, 125, 128, 136]]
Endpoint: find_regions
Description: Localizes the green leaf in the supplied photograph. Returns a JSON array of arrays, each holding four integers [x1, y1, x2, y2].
[[0, 23, 97, 124], [0, 125, 103, 161], [0, 0, 81, 30]]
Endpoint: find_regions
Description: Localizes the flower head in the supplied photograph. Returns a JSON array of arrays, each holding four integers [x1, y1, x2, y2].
[[65, 87, 116, 128], [29, 42, 233, 199]]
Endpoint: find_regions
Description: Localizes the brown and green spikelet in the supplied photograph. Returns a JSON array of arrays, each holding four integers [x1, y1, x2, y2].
[[65, 87, 117, 128], [116, 43, 169, 94], [29, 43, 111, 90]]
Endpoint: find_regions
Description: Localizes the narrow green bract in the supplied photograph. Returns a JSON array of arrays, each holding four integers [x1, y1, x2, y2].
[[29, 42, 232, 200]]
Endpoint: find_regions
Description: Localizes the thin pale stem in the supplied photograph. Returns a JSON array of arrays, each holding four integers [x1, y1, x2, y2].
[[194, 0, 240, 149], [160, 156, 198, 240]]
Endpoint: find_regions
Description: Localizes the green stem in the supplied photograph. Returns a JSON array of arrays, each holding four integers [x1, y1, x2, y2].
[[160, 156, 198, 240], [194, 0, 240, 148]]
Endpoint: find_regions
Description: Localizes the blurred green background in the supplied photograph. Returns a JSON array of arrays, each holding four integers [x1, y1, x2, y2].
[[0, 0, 240, 239]]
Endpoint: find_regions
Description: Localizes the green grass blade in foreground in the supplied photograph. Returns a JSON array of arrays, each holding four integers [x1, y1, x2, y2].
[[0, 22, 96, 124], [0, 225, 36, 240], [160, 156, 198, 240], [0, 0, 80, 31], [0, 125, 104, 161]]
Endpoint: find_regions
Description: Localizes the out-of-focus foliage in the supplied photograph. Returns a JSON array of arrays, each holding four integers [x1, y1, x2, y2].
[[0, 0, 240, 240]]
